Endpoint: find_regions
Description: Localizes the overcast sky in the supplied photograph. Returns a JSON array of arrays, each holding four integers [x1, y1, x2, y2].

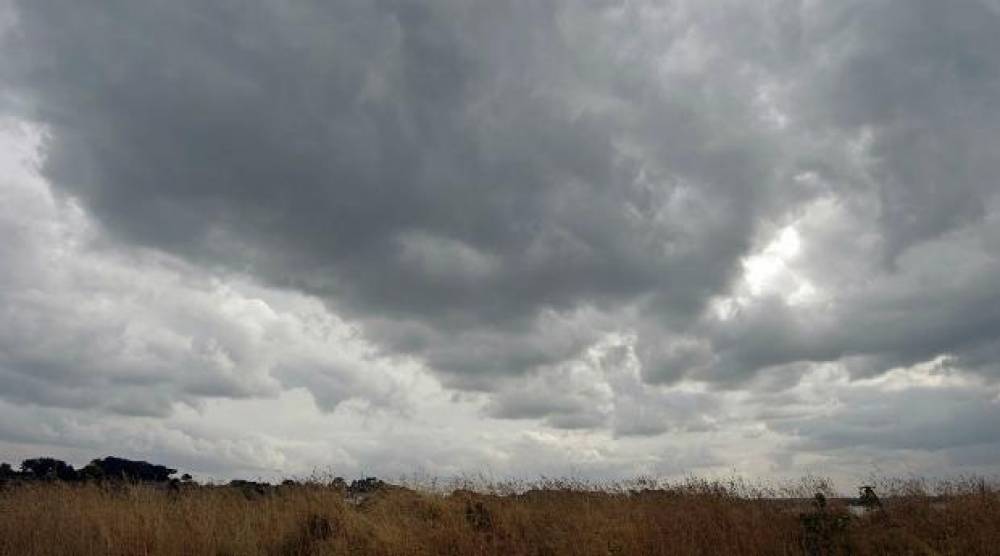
[[1, 0, 1000, 486]]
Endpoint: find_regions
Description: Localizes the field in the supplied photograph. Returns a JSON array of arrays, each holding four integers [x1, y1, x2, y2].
[[1, 477, 998, 555]]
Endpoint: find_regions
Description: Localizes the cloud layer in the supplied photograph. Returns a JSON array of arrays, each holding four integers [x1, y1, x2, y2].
[[1, 0, 999, 483]]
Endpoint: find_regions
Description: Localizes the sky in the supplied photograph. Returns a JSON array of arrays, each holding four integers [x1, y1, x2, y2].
[[1, 0, 999, 487]]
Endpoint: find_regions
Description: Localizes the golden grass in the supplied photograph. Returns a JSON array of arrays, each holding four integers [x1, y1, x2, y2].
[[0, 478, 997, 555]]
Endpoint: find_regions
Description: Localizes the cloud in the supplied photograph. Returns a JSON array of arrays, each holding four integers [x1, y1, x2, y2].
[[762, 360, 1000, 478], [699, 192, 1000, 383], [0, 397, 291, 478], [486, 336, 719, 437], [788, 0, 1000, 259], [1, 0, 1000, 481], [0, 0, 806, 385], [0, 119, 413, 418]]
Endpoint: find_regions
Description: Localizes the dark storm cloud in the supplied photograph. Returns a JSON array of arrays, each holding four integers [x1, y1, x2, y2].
[[8, 0, 1000, 483], [4, 0, 1000, 452], [1, 0, 799, 386], [632, 0, 1000, 388], [791, 0, 1000, 260]]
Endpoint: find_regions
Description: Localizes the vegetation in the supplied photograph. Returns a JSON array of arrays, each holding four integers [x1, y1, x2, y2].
[[0, 457, 998, 554]]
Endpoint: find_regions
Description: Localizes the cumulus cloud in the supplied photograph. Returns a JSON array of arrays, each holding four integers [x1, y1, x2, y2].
[[0, 119, 413, 419], [700, 192, 1000, 383]]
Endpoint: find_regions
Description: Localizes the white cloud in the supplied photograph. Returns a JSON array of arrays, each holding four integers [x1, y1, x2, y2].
[[0, 118, 420, 425]]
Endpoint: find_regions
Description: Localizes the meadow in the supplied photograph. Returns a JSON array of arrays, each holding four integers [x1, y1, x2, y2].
[[1, 475, 998, 555]]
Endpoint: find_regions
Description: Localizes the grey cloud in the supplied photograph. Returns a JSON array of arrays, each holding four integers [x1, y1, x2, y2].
[[2, 0, 1000, 478], [485, 340, 720, 437], [773, 381, 1000, 455], [0, 399, 290, 477], [0, 0, 803, 386], [273, 353, 408, 413], [790, 0, 1000, 260], [737, 361, 1000, 479], [485, 361, 613, 430], [7, 0, 1000, 396], [0, 123, 413, 418], [695, 194, 1000, 384]]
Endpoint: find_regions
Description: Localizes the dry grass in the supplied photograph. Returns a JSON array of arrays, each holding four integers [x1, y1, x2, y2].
[[0, 477, 997, 555]]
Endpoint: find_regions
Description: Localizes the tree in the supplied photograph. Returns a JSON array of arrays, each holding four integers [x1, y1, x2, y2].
[[0, 462, 16, 479], [82, 456, 177, 482], [20, 458, 78, 481]]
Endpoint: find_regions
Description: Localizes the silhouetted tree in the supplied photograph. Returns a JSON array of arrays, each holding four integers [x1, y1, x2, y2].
[[20, 458, 78, 481], [0, 462, 16, 479], [81, 457, 176, 482], [858, 485, 882, 509]]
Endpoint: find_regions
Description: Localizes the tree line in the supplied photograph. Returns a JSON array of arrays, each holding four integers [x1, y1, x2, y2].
[[1, 456, 388, 495], [0, 456, 184, 484]]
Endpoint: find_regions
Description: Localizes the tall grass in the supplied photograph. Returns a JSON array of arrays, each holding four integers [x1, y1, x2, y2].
[[0, 476, 997, 555]]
